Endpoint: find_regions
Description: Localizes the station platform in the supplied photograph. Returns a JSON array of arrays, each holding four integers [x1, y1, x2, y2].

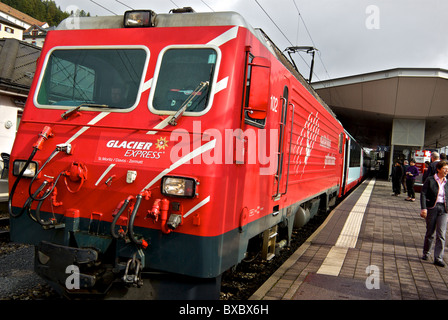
[[250, 178, 448, 300]]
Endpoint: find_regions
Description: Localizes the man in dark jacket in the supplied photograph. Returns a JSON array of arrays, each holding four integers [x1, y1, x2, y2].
[[426, 152, 440, 180], [420, 161, 448, 267], [391, 161, 403, 196]]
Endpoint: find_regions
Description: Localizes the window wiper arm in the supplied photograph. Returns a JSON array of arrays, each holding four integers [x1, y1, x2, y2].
[[61, 103, 109, 120], [168, 81, 209, 126]]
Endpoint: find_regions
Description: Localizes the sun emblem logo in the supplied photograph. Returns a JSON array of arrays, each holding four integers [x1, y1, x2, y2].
[[156, 137, 168, 150]]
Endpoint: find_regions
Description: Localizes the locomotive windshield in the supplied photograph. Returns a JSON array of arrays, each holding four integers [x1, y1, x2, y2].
[[36, 48, 147, 110], [151, 47, 218, 114]]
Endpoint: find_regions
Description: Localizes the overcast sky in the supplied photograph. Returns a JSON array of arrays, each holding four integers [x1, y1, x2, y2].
[[53, 0, 448, 82]]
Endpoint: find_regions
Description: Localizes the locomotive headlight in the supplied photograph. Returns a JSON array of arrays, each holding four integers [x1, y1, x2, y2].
[[123, 10, 156, 27], [161, 176, 196, 198], [12, 160, 38, 178]]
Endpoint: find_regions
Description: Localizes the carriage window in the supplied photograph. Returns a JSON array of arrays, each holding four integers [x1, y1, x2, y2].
[[151, 48, 217, 113], [349, 142, 361, 167], [36, 48, 147, 110]]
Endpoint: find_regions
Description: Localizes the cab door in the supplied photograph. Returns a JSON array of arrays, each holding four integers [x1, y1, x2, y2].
[[273, 84, 293, 200]]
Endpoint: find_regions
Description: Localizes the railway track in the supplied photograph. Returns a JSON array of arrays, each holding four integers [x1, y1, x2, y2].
[[220, 210, 330, 300]]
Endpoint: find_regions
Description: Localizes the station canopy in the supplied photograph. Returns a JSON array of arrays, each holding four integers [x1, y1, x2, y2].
[[312, 68, 448, 150]]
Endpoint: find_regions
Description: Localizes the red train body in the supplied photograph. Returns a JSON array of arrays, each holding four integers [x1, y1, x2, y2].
[[8, 10, 368, 299]]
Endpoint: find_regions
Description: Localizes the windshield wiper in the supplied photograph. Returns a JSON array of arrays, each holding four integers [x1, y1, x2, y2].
[[61, 103, 109, 120], [168, 81, 209, 126]]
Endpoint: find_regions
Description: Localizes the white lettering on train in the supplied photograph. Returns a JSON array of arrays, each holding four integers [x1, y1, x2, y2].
[[106, 140, 153, 150]]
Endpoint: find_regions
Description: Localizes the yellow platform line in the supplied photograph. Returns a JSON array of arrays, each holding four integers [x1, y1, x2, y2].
[[317, 178, 376, 276]]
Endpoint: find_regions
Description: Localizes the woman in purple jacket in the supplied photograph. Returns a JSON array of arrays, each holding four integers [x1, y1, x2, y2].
[[405, 159, 419, 201]]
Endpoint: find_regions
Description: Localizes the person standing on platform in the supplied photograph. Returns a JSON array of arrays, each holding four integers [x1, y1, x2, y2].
[[420, 161, 448, 267], [402, 160, 409, 193], [391, 161, 403, 196], [427, 152, 441, 179], [422, 160, 431, 183], [441, 153, 447, 178], [405, 159, 419, 201]]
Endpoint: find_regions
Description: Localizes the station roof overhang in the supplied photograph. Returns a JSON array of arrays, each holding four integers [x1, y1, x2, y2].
[[312, 68, 448, 150]]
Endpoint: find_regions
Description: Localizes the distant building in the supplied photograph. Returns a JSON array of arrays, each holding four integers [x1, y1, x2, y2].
[[23, 24, 55, 47], [0, 3, 45, 178], [0, 3, 53, 47], [0, 38, 41, 156], [0, 2, 48, 30], [0, 15, 25, 40]]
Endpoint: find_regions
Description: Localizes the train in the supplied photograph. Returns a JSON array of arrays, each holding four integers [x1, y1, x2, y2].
[[7, 9, 369, 299]]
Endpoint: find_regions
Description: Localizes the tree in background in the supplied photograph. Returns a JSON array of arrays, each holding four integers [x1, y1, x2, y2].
[[0, 0, 89, 26]]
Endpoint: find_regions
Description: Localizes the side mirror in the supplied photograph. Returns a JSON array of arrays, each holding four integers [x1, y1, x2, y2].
[[246, 57, 271, 120]]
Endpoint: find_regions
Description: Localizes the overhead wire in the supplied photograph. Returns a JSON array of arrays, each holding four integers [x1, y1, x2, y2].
[[200, 0, 215, 12], [115, 0, 134, 10], [253, 0, 294, 48], [292, 0, 300, 45], [90, 0, 118, 15], [292, 0, 334, 82], [198, 0, 318, 82], [253, 0, 321, 82], [170, 0, 180, 8], [290, 0, 349, 116]]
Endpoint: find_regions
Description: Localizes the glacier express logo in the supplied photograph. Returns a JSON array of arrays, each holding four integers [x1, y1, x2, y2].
[[156, 137, 169, 150], [106, 140, 153, 150], [100, 138, 165, 162]]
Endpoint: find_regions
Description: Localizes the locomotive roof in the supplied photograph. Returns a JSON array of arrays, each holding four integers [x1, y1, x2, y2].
[[57, 11, 259, 36], [57, 12, 273, 63], [56, 10, 338, 121]]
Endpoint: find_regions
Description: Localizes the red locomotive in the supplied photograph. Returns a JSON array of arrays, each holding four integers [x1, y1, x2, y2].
[[8, 9, 368, 299]]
